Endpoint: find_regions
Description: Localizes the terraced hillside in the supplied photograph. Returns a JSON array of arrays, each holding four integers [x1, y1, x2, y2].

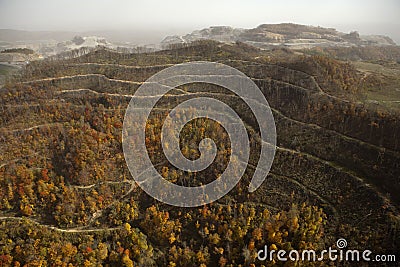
[[0, 41, 399, 266]]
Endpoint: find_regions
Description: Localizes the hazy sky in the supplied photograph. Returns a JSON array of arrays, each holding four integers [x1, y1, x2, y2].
[[0, 0, 399, 42]]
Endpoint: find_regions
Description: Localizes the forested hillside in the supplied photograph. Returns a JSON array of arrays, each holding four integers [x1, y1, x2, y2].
[[0, 41, 399, 266]]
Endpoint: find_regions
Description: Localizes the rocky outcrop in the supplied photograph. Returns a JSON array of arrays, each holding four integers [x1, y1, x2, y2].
[[162, 23, 397, 49], [162, 26, 245, 47]]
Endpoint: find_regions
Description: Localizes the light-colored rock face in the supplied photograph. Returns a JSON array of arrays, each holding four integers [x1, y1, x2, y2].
[[161, 23, 397, 49], [0, 36, 115, 59], [360, 35, 396, 46], [52, 36, 114, 54]]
